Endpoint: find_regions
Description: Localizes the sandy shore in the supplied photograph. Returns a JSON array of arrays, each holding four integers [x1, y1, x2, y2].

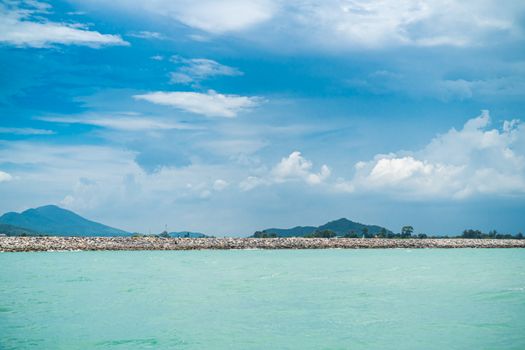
[[1, 236, 525, 252]]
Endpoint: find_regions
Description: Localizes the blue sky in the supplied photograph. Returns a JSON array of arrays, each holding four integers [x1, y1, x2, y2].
[[1, 0, 525, 235]]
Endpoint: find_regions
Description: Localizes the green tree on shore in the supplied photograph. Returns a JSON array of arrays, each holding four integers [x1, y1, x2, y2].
[[305, 230, 336, 238], [253, 231, 277, 238], [401, 226, 413, 238]]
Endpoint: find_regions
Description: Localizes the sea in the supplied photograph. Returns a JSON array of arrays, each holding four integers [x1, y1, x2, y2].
[[1, 249, 524, 349]]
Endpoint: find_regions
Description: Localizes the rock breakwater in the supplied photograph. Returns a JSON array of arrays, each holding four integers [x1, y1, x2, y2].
[[1, 236, 525, 252]]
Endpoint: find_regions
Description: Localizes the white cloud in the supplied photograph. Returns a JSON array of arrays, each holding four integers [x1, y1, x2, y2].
[[92, 0, 276, 34], [39, 114, 193, 131], [0, 170, 12, 183], [0, 141, 235, 210], [343, 111, 525, 199], [172, 0, 275, 33], [128, 31, 165, 40], [170, 57, 242, 84], [272, 151, 331, 185], [213, 179, 229, 191], [70, 0, 523, 50], [239, 176, 267, 191], [287, 0, 522, 49], [240, 151, 330, 191], [0, 1, 128, 48], [133, 90, 262, 118], [0, 127, 54, 135]]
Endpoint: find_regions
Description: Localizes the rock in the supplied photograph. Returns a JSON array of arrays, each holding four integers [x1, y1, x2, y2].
[[0, 237, 524, 252]]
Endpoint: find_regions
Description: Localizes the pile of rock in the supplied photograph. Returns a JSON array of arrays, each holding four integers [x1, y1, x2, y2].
[[1, 236, 525, 252]]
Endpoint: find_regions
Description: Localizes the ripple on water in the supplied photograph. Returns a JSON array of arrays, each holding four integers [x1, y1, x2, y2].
[[95, 336, 188, 348], [95, 338, 159, 347]]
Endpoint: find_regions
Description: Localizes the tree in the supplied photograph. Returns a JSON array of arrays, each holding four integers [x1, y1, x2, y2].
[[158, 231, 170, 238], [345, 231, 358, 238], [306, 230, 336, 238], [401, 226, 413, 238], [462, 229, 482, 239], [361, 227, 369, 238], [253, 231, 277, 238], [378, 228, 387, 238]]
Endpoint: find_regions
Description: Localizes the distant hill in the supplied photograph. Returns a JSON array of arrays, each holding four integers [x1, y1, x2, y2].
[[0, 205, 130, 237], [0, 223, 40, 236], [258, 225, 317, 237], [256, 218, 393, 237], [169, 231, 208, 238]]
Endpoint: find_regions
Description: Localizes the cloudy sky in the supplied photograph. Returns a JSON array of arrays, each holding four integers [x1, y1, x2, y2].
[[1, 0, 525, 235]]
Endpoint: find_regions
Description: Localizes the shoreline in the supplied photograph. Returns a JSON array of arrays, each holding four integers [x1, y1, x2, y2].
[[1, 236, 525, 252]]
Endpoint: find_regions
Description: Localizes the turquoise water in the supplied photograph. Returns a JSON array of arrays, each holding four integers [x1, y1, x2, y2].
[[1, 249, 524, 349]]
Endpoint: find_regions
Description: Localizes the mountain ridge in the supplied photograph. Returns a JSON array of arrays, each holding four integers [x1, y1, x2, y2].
[[255, 218, 393, 237], [0, 205, 130, 237]]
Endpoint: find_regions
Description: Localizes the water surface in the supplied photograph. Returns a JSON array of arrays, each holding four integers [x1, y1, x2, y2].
[[1, 249, 524, 349]]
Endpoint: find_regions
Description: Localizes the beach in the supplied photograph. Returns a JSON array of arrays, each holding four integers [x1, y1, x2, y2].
[[1, 236, 524, 252]]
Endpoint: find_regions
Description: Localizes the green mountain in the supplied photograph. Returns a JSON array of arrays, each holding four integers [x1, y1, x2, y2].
[[257, 226, 317, 237], [257, 218, 393, 237], [318, 218, 392, 236], [0, 205, 130, 237], [0, 223, 40, 236]]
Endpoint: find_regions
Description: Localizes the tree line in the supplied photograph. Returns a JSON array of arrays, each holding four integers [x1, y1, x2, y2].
[[253, 225, 524, 239]]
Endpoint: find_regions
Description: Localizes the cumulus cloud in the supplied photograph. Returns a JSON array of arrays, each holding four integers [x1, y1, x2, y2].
[[0, 1, 128, 48], [240, 151, 330, 191], [341, 110, 525, 199], [0, 170, 12, 183], [133, 90, 262, 118], [272, 151, 331, 185], [170, 57, 242, 84]]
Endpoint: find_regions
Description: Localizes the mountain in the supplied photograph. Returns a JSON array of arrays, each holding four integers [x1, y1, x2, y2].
[[169, 231, 208, 238], [0, 205, 130, 237], [256, 218, 393, 237], [257, 226, 317, 237], [0, 223, 40, 236], [318, 218, 393, 236]]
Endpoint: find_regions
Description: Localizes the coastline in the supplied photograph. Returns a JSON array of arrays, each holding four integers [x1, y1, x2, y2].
[[1, 236, 525, 252]]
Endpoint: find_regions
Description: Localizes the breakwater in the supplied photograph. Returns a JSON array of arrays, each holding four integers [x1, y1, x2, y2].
[[1, 236, 525, 252]]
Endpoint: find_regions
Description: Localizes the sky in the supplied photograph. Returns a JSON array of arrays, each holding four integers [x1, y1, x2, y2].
[[1, 0, 525, 236]]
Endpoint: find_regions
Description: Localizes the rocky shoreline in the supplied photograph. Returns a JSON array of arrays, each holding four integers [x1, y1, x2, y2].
[[1, 236, 525, 252]]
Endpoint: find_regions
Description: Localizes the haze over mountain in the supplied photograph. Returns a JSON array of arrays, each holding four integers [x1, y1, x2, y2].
[[0, 205, 129, 237], [257, 218, 393, 237]]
